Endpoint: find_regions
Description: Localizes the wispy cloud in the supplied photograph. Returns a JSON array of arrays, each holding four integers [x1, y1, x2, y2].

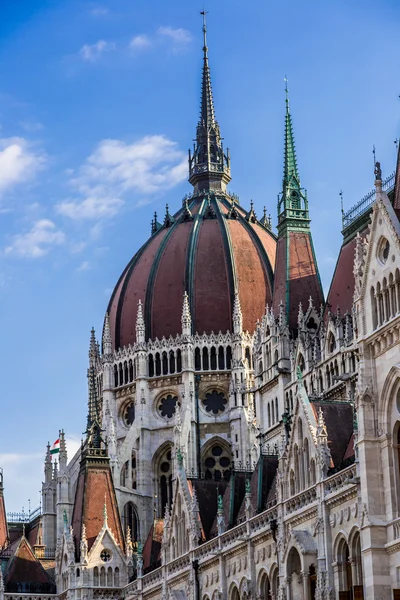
[[157, 26, 192, 47], [89, 5, 109, 16], [0, 137, 46, 196], [57, 135, 187, 221], [76, 260, 91, 272], [19, 121, 44, 133], [5, 219, 65, 258], [79, 40, 116, 62], [129, 34, 151, 50]]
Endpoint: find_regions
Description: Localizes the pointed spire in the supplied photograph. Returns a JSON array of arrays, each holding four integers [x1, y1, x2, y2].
[[245, 200, 257, 223], [80, 523, 88, 562], [126, 526, 133, 560], [277, 78, 309, 233], [151, 211, 162, 235], [283, 77, 299, 190], [102, 312, 112, 355], [86, 331, 102, 449], [59, 429, 67, 472], [181, 291, 192, 336], [233, 290, 243, 333], [188, 12, 231, 192], [181, 198, 193, 221], [89, 327, 99, 367], [297, 302, 304, 330], [136, 299, 145, 343], [260, 206, 271, 229]]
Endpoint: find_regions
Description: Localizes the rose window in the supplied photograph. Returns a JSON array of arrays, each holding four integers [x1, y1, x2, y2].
[[202, 444, 231, 480], [378, 237, 390, 265], [157, 395, 179, 419], [202, 390, 227, 415], [123, 401, 135, 426], [100, 549, 111, 562]]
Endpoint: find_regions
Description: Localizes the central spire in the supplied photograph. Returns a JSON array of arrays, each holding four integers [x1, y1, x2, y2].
[[189, 12, 231, 193]]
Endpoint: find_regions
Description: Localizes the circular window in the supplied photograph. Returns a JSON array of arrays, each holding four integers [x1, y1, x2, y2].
[[100, 549, 112, 562], [123, 401, 135, 427], [202, 443, 232, 480], [157, 395, 180, 419], [202, 390, 227, 415], [378, 237, 390, 265], [160, 461, 170, 473]]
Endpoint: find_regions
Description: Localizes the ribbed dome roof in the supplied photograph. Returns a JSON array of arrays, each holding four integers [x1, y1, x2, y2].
[[107, 194, 276, 350]]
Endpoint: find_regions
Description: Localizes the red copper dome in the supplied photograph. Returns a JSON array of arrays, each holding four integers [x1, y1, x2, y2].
[[107, 195, 276, 350]]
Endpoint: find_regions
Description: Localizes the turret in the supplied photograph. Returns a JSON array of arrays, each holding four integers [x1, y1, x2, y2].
[[273, 80, 324, 334]]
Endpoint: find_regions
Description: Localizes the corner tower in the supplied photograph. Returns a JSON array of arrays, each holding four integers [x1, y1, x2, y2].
[[188, 12, 231, 192], [273, 82, 324, 333]]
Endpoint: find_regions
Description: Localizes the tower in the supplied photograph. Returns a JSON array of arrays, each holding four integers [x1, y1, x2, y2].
[[273, 81, 324, 334]]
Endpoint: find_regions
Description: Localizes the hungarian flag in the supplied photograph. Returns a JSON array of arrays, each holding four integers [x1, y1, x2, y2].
[[50, 439, 60, 457]]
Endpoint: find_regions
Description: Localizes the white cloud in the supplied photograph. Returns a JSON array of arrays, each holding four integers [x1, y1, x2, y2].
[[19, 121, 44, 133], [79, 40, 116, 62], [157, 26, 192, 46], [129, 34, 151, 50], [89, 6, 109, 16], [0, 137, 46, 196], [76, 260, 90, 272], [57, 135, 187, 221], [5, 219, 65, 258]]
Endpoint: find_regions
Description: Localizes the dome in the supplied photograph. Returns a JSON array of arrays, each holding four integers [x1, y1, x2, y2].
[[107, 194, 276, 350]]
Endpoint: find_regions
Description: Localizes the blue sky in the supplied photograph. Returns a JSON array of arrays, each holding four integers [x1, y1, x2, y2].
[[0, 0, 399, 511]]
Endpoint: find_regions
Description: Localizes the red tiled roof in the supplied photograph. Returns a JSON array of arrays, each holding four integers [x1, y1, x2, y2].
[[71, 455, 124, 559], [273, 231, 324, 332], [108, 197, 276, 348]]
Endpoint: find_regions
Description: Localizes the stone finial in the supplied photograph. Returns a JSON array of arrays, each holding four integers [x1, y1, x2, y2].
[[317, 408, 328, 440], [126, 526, 133, 559], [136, 299, 145, 343], [59, 429, 68, 471], [233, 290, 243, 334], [80, 523, 88, 561], [308, 296, 314, 310], [279, 301, 286, 328], [103, 496, 108, 526], [297, 302, 304, 330], [217, 493, 225, 535], [102, 312, 112, 355], [181, 291, 192, 336]]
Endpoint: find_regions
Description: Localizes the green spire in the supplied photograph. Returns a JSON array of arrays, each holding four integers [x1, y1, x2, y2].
[[277, 78, 309, 234], [283, 77, 300, 192]]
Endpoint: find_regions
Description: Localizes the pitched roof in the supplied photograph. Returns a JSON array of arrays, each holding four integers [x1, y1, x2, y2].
[[311, 401, 354, 468], [4, 535, 53, 587], [71, 448, 124, 560]]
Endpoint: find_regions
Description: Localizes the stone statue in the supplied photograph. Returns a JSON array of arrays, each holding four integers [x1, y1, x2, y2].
[[374, 161, 382, 181]]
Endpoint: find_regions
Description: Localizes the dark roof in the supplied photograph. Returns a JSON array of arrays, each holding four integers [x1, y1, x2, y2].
[[311, 401, 354, 468], [4, 536, 54, 588], [191, 479, 228, 540]]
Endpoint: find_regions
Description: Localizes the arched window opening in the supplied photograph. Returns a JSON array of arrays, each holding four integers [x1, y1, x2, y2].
[[304, 438, 310, 488], [124, 361, 128, 384], [287, 547, 302, 599], [162, 351, 168, 375], [202, 347, 209, 370], [271, 400, 275, 424], [114, 567, 120, 586], [123, 502, 138, 543], [275, 397, 279, 423], [155, 353, 161, 376], [129, 359, 134, 382], [107, 566, 113, 586], [131, 450, 137, 489], [351, 531, 363, 588], [226, 346, 232, 369], [114, 364, 118, 387], [148, 354, 154, 377], [202, 441, 231, 481], [259, 572, 271, 600], [371, 286, 378, 329], [245, 346, 251, 368], [210, 346, 217, 370], [218, 346, 225, 370], [290, 469, 295, 496], [176, 348, 182, 372], [93, 567, 99, 586], [290, 390, 293, 411], [230, 586, 240, 600], [195, 347, 201, 371], [298, 353, 305, 373], [328, 332, 336, 353], [274, 349, 278, 366], [268, 404, 271, 428], [169, 350, 175, 374], [118, 363, 123, 386], [157, 445, 173, 516], [337, 538, 352, 594], [120, 460, 129, 487], [310, 458, 316, 485], [100, 566, 106, 586]]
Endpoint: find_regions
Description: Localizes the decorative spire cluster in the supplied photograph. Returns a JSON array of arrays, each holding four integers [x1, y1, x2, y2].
[[86, 328, 102, 449], [188, 12, 231, 192]]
